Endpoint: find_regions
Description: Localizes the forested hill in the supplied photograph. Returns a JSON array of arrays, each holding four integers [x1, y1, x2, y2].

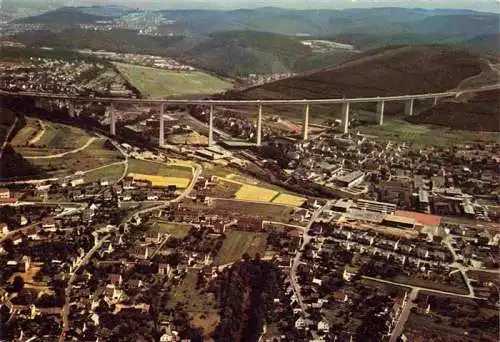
[[228, 45, 484, 100]]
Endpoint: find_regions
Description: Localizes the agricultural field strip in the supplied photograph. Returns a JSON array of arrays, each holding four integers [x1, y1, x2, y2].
[[213, 176, 306, 206], [127, 173, 190, 188]]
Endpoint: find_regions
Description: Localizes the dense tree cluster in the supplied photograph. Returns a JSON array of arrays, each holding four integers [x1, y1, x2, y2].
[[211, 259, 281, 342]]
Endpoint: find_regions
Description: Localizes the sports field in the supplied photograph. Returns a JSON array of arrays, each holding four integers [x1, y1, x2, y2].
[[216, 231, 268, 265], [115, 62, 233, 98]]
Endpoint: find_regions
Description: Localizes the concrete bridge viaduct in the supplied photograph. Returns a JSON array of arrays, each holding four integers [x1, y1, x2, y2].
[[1, 85, 497, 147]]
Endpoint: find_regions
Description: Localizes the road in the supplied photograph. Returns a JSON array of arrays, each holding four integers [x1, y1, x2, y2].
[[289, 200, 331, 314], [0, 136, 127, 185], [0, 221, 41, 243], [59, 235, 110, 342], [108, 139, 129, 182], [0, 116, 18, 161], [361, 276, 479, 299], [149, 234, 171, 259], [181, 111, 232, 140], [27, 119, 46, 145], [389, 288, 419, 342], [24, 137, 99, 160], [364, 272, 487, 342]]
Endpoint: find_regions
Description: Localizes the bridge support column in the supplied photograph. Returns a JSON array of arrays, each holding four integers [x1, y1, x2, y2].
[[110, 104, 116, 136], [159, 103, 165, 146], [68, 101, 76, 118], [434, 97, 439, 105], [404, 98, 415, 116], [377, 101, 385, 126], [303, 103, 310, 141], [256, 103, 262, 146], [342, 102, 350, 134], [208, 104, 214, 147]]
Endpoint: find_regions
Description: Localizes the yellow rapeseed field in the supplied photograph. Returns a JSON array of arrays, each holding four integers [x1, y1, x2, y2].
[[128, 173, 190, 188], [234, 184, 278, 202], [271, 193, 306, 207]]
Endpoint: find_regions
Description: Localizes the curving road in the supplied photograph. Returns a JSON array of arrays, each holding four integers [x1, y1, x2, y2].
[[24, 137, 100, 160]]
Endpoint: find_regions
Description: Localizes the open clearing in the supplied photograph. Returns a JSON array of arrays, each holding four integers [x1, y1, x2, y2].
[[223, 177, 306, 206], [234, 184, 278, 202], [358, 118, 499, 146], [154, 221, 191, 239], [115, 62, 233, 98], [83, 163, 126, 184], [167, 132, 208, 145], [29, 139, 124, 178], [167, 271, 217, 312], [128, 159, 193, 178], [11, 118, 41, 146], [216, 231, 268, 265], [128, 173, 190, 188], [14, 119, 92, 150], [388, 274, 469, 295], [190, 312, 220, 339], [271, 193, 306, 206]]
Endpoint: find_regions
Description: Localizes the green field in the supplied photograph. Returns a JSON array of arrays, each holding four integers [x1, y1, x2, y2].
[[388, 273, 469, 295], [358, 118, 499, 146], [167, 271, 217, 312], [83, 163, 126, 184], [154, 221, 191, 239], [216, 231, 268, 265], [11, 118, 41, 146], [29, 139, 124, 178], [360, 278, 411, 297], [115, 62, 233, 98], [12, 118, 94, 151], [212, 198, 300, 224], [128, 159, 193, 179]]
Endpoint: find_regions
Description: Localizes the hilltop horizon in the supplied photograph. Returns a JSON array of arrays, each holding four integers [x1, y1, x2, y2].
[[2, 0, 500, 13]]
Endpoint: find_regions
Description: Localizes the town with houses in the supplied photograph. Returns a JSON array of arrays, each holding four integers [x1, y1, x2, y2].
[[0, 106, 498, 341]]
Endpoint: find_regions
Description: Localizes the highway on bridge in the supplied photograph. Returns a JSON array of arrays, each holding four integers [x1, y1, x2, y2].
[[1, 83, 499, 105]]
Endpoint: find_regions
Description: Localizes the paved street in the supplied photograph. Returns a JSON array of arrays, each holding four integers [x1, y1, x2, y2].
[[290, 201, 331, 314]]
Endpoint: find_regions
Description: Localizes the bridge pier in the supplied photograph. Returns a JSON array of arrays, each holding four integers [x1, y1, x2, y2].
[[159, 103, 165, 146], [110, 103, 116, 136], [434, 97, 439, 105], [342, 102, 350, 134], [67, 101, 76, 118], [377, 101, 385, 125], [256, 103, 262, 146], [303, 103, 310, 141], [208, 104, 214, 147], [404, 99, 415, 116]]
